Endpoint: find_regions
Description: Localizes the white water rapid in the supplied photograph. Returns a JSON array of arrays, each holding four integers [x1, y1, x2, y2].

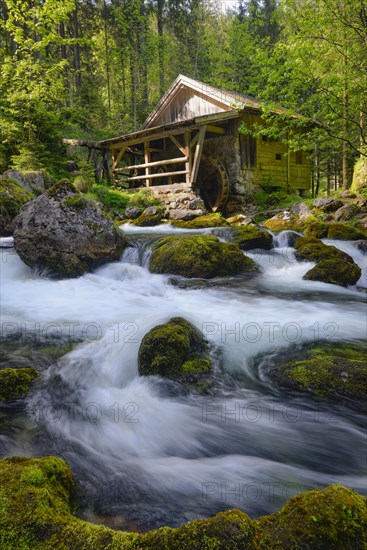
[[0, 227, 366, 531]]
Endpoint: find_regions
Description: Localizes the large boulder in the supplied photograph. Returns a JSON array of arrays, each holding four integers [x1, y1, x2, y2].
[[262, 212, 299, 232], [334, 203, 360, 221], [0, 177, 33, 234], [13, 180, 127, 278], [293, 236, 361, 286], [138, 317, 211, 379], [2, 169, 52, 194], [303, 258, 361, 286], [265, 342, 367, 402], [233, 226, 273, 251], [327, 222, 366, 240], [312, 197, 344, 212], [149, 234, 259, 278]]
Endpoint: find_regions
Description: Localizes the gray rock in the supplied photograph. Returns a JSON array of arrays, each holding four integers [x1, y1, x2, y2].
[[169, 209, 202, 221], [13, 181, 126, 278], [340, 190, 356, 199], [291, 202, 312, 219], [188, 198, 205, 210], [357, 240, 367, 254], [312, 198, 343, 212], [124, 206, 143, 220], [334, 203, 360, 221], [3, 170, 52, 195]]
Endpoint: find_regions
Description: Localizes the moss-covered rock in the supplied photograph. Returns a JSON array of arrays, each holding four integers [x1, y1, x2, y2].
[[138, 317, 211, 378], [149, 234, 259, 279], [304, 258, 361, 286], [294, 236, 353, 263], [0, 177, 34, 234], [1, 456, 366, 549], [294, 237, 361, 286], [255, 483, 367, 549], [171, 213, 229, 229], [266, 342, 367, 401], [0, 367, 38, 401], [262, 213, 299, 232], [327, 223, 366, 240], [312, 197, 344, 212], [133, 205, 162, 226], [233, 226, 273, 251], [0, 456, 252, 549], [303, 221, 329, 239]]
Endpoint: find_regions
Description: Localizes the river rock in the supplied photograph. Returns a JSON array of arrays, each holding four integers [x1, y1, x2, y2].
[[291, 201, 312, 219], [294, 236, 361, 286], [357, 240, 367, 253], [124, 206, 143, 219], [169, 208, 199, 221], [138, 317, 211, 379], [334, 203, 360, 221], [312, 197, 343, 212], [233, 226, 273, 250], [13, 180, 127, 278], [133, 205, 162, 226], [149, 234, 259, 278], [0, 177, 33, 234], [265, 342, 367, 402], [327, 223, 366, 240], [0, 367, 38, 401]]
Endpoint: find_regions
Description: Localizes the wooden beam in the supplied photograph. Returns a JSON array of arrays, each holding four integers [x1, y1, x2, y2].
[[113, 144, 128, 168], [144, 141, 151, 187], [206, 125, 226, 134], [190, 131, 200, 149], [191, 126, 206, 184], [169, 135, 186, 155], [127, 170, 189, 182], [184, 130, 191, 186], [121, 156, 189, 171]]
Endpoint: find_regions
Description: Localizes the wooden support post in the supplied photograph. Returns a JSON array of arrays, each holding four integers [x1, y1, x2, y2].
[[112, 144, 128, 188], [144, 141, 151, 187], [169, 135, 186, 155], [184, 130, 191, 186], [191, 126, 206, 185]]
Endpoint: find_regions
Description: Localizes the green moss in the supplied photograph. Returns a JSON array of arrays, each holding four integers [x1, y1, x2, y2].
[[89, 184, 130, 213], [0, 177, 34, 219], [327, 223, 366, 240], [233, 226, 273, 251], [271, 342, 367, 400], [304, 258, 361, 286], [181, 358, 212, 374], [254, 484, 367, 549], [64, 195, 89, 210], [171, 213, 229, 229], [149, 234, 259, 279], [47, 179, 76, 200], [303, 221, 329, 238], [262, 216, 300, 232], [1, 457, 366, 549], [351, 154, 367, 193], [0, 368, 38, 401], [294, 236, 354, 264], [138, 317, 211, 378], [132, 206, 162, 226]]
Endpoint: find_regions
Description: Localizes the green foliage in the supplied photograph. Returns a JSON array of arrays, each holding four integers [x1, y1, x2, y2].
[[171, 213, 229, 229], [90, 185, 130, 212]]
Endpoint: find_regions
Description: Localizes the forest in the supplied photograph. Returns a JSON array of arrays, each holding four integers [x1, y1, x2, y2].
[[0, 0, 366, 189]]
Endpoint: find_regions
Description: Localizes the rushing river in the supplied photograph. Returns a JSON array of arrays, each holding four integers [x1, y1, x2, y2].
[[0, 226, 366, 532]]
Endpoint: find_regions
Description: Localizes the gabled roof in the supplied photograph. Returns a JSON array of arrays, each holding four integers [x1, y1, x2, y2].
[[141, 74, 263, 130]]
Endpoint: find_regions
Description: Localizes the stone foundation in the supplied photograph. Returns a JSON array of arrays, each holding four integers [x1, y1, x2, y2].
[[148, 183, 207, 220]]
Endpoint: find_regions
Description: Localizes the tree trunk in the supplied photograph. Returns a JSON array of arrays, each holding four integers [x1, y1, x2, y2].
[[157, 0, 164, 96], [73, 4, 81, 93]]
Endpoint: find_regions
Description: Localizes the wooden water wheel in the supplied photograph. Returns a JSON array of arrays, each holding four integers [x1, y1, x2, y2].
[[197, 155, 229, 212]]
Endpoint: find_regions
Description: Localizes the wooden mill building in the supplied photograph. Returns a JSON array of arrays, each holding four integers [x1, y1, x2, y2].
[[99, 75, 311, 212]]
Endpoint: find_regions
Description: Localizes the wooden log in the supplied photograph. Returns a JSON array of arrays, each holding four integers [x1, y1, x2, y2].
[[169, 135, 186, 155], [119, 156, 189, 171], [127, 170, 189, 182], [206, 125, 226, 134], [144, 141, 151, 187], [63, 138, 104, 150]]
